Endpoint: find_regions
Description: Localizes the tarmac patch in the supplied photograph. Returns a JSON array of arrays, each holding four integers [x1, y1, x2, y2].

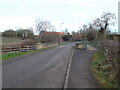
[[87, 45, 97, 50]]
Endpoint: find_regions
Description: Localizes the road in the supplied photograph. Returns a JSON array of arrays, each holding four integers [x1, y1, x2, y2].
[[3, 43, 74, 88], [67, 47, 99, 88], [2, 43, 98, 88]]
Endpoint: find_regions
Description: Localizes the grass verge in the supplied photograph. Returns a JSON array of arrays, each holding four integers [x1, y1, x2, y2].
[[59, 42, 67, 45], [91, 50, 118, 88], [0, 49, 43, 61]]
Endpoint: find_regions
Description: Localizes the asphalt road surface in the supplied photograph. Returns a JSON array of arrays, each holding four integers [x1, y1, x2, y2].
[[2, 43, 98, 88], [67, 47, 99, 88], [3, 43, 74, 88]]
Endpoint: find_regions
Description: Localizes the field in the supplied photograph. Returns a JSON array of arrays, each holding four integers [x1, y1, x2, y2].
[[1, 37, 34, 48], [2, 37, 23, 45]]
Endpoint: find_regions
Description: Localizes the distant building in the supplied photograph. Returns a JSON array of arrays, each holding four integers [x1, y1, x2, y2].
[[72, 33, 85, 41]]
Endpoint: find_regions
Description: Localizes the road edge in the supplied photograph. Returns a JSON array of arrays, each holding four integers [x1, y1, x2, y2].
[[63, 47, 74, 89], [2, 45, 59, 66]]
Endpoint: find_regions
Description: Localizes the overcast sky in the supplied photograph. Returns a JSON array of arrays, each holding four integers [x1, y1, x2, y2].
[[0, 0, 119, 33]]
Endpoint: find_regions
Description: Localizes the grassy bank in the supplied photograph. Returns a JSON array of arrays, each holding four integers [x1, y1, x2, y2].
[[91, 50, 118, 88], [0, 50, 39, 61]]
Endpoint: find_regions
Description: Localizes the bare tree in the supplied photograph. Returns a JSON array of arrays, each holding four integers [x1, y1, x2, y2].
[[63, 28, 69, 34], [78, 25, 88, 35], [35, 18, 55, 43], [36, 18, 52, 34], [93, 12, 116, 33], [82, 24, 88, 31], [92, 12, 116, 47], [92, 12, 116, 42]]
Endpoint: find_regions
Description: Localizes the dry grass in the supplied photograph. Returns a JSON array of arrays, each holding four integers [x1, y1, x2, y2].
[[2, 37, 35, 48]]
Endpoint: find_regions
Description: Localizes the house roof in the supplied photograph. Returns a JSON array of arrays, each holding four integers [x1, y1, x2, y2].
[[73, 33, 85, 37], [43, 32, 64, 35]]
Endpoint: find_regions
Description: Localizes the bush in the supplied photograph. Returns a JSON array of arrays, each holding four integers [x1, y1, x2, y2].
[[92, 50, 119, 88], [101, 40, 119, 87]]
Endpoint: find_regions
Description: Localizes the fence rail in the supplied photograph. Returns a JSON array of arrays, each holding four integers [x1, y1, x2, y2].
[[2, 42, 58, 54]]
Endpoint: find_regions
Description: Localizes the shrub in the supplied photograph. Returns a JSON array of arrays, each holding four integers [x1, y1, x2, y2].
[[101, 40, 119, 86], [92, 50, 119, 88]]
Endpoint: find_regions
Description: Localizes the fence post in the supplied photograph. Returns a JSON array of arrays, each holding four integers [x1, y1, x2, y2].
[[19, 45, 21, 52], [27, 45, 29, 52], [10, 47, 12, 52], [35, 44, 37, 51]]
